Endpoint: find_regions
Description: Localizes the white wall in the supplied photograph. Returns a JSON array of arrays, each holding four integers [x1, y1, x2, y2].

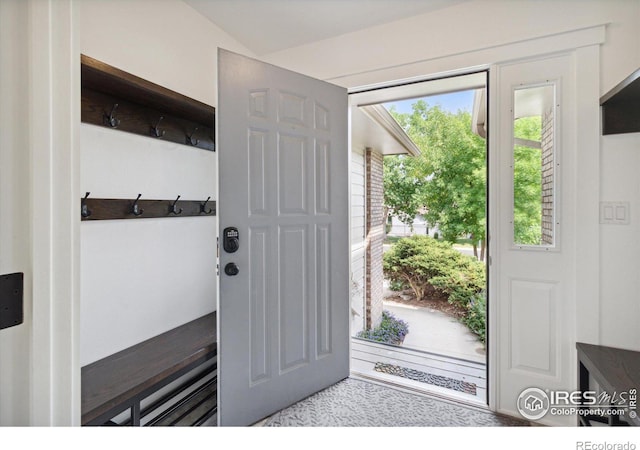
[[264, 0, 640, 350], [1, 0, 80, 426], [599, 133, 640, 348], [78, 0, 252, 365], [0, 0, 32, 426]]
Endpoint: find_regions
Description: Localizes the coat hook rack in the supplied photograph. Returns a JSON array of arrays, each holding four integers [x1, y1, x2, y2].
[[131, 194, 144, 216], [186, 128, 199, 146], [81, 55, 215, 151], [169, 195, 183, 215], [104, 103, 120, 128], [81, 192, 92, 218], [80, 195, 215, 221], [151, 116, 165, 138], [201, 197, 213, 215]]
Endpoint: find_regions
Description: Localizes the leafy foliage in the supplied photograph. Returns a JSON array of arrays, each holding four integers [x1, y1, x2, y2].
[[388, 279, 407, 292], [356, 310, 409, 345], [383, 235, 485, 306], [385, 100, 487, 258], [461, 292, 486, 343], [383, 155, 422, 226], [383, 235, 486, 341]]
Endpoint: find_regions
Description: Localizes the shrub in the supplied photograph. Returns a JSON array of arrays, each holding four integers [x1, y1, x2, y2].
[[462, 292, 486, 343], [383, 235, 486, 342], [388, 279, 407, 291], [383, 235, 485, 308], [356, 310, 409, 345]]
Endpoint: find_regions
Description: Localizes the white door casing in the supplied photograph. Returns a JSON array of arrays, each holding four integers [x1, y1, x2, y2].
[[217, 49, 350, 426], [493, 53, 577, 426]]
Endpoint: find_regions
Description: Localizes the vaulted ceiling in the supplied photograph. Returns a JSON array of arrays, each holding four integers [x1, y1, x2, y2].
[[183, 0, 470, 55]]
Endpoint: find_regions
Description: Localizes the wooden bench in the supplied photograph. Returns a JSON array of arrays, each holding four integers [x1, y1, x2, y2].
[[81, 312, 217, 426]]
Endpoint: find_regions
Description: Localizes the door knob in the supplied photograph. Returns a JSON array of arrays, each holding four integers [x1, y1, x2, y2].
[[224, 262, 239, 276]]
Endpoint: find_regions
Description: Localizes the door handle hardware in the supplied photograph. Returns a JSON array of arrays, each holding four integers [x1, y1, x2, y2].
[[224, 263, 239, 276], [223, 227, 239, 253]]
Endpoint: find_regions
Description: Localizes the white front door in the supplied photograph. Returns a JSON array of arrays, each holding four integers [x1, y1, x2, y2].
[[493, 53, 577, 425], [217, 49, 350, 426]]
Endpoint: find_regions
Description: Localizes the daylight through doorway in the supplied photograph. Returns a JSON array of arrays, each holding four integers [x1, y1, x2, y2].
[[349, 72, 488, 405]]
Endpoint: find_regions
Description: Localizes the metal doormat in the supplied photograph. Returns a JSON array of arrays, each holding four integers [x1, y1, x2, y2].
[[374, 362, 477, 395]]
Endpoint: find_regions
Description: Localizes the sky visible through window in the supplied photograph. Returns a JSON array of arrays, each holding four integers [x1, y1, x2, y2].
[[384, 89, 475, 115]]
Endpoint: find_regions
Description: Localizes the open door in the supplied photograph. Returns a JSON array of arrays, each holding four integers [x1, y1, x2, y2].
[[217, 49, 350, 426], [493, 53, 577, 425]]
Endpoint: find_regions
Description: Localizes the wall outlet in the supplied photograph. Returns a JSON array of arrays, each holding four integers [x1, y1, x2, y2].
[[600, 201, 630, 225]]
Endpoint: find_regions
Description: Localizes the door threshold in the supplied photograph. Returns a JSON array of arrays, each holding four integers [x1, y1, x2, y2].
[[350, 371, 489, 411]]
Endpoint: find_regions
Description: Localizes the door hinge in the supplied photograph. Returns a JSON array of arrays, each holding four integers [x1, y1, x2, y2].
[[216, 237, 220, 276]]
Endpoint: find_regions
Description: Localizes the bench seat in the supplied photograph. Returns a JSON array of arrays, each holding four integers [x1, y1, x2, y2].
[[81, 312, 217, 426]]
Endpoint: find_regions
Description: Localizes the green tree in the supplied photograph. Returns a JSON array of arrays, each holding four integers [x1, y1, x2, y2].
[[383, 155, 421, 227], [386, 100, 487, 259]]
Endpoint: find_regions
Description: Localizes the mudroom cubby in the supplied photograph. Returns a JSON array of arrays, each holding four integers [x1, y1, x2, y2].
[[80, 55, 218, 426]]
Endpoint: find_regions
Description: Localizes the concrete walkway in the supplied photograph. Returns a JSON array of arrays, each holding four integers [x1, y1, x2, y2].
[[384, 300, 486, 363], [380, 242, 486, 364], [382, 277, 486, 363]]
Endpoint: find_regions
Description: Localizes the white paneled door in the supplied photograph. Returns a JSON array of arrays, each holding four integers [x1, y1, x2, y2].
[[494, 53, 577, 426], [217, 49, 350, 426]]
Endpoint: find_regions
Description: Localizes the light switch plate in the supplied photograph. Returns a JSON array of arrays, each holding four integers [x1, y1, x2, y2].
[[600, 201, 630, 225]]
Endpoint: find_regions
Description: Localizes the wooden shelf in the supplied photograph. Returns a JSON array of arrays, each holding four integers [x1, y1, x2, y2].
[[600, 68, 640, 135], [81, 54, 215, 150]]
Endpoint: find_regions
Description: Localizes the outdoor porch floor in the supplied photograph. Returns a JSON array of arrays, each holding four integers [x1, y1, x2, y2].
[[351, 337, 487, 405]]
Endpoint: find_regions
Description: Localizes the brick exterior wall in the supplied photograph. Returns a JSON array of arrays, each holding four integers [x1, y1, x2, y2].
[[541, 109, 554, 245], [365, 149, 384, 329]]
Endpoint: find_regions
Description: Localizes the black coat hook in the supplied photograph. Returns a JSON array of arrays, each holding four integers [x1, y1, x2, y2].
[[186, 128, 199, 146], [151, 116, 165, 138], [169, 195, 183, 215], [131, 193, 144, 216], [104, 104, 120, 128], [81, 192, 92, 218], [201, 196, 213, 215]]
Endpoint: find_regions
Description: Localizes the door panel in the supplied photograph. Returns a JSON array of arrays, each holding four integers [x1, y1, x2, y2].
[[218, 49, 349, 426], [494, 54, 576, 426]]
